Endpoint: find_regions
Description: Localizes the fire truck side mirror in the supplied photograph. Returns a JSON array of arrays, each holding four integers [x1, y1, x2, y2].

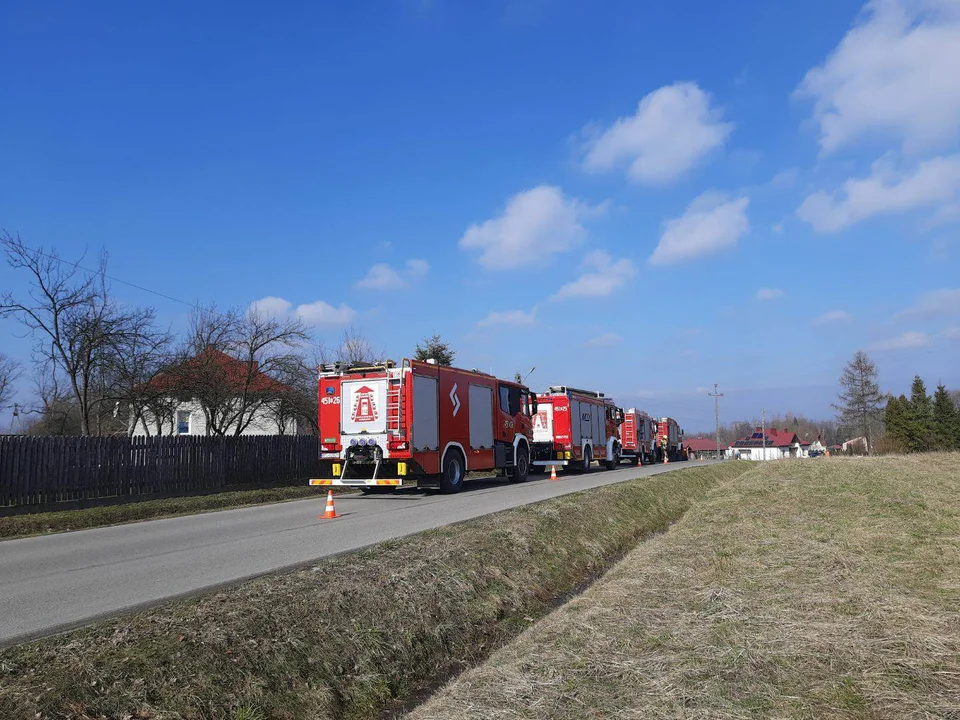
[[530, 395, 538, 415]]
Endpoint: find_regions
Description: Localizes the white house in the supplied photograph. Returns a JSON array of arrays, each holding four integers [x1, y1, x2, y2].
[[130, 347, 310, 437], [729, 427, 809, 461]]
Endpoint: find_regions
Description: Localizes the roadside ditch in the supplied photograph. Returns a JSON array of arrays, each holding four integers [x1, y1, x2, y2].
[[0, 461, 752, 720]]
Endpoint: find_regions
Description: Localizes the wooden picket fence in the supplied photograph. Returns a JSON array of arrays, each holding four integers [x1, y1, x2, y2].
[[0, 434, 321, 511]]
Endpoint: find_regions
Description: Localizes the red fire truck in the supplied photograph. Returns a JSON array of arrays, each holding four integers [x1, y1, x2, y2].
[[619, 408, 657, 466], [531, 386, 623, 472], [309, 359, 536, 493], [654, 416, 686, 462]]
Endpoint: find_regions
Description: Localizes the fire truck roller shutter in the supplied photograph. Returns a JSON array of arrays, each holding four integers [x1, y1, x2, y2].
[[570, 399, 582, 446], [412, 375, 439, 452], [468, 384, 494, 449], [592, 404, 603, 448]]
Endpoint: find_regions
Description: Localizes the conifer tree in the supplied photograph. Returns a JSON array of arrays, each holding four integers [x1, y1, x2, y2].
[[905, 375, 933, 452], [884, 394, 910, 447], [932, 383, 960, 450]]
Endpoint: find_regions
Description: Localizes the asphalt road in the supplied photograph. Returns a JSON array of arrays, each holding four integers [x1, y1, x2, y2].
[[0, 459, 719, 647]]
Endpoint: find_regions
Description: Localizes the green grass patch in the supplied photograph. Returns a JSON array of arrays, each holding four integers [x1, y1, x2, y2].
[[0, 461, 750, 719], [0, 485, 335, 540], [412, 453, 960, 720]]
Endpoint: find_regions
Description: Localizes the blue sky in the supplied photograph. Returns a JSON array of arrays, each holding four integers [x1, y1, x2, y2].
[[2, 0, 959, 432]]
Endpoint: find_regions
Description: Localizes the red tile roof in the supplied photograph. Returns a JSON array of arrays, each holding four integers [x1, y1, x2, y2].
[[732, 427, 802, 448], [151, 346, 290, 395], [684, 438, 722, 452]]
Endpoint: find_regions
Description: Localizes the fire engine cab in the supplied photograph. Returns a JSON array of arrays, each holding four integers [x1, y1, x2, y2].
[[309, 359, 535, 493], [531, 386, 623, 472], [619, 408, 657, 466]]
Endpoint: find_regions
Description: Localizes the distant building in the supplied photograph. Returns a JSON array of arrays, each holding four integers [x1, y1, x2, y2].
[[730, 427, 809, 461], [130, 347, 309, 437], [842, 436, 868, 454], [684, 437, 724, 459]]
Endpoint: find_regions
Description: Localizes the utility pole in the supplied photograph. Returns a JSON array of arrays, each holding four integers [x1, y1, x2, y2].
[[708, 384, 723, 459], [761, 407, 766, 462]]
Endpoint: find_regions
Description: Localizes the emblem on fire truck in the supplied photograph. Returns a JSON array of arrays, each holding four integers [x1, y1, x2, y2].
[[450, 384, 461, 417], [350, 385, 379, 423]]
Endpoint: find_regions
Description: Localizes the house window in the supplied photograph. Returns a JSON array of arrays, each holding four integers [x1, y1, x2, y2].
[[176, 410, 191, 435]]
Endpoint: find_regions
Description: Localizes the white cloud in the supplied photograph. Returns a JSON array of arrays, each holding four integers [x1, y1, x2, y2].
[[770, 168, 799, 188], [756, 287, 785, 301], [812, 309, 854, 325], [797, 0, 960, 154], [355, 259, 429, 290], [650, 192, 750, 265], [944, 326, 960, 340], [894, 288, 960, 319], [250, 296, 357, 328], [584, 332, 623, 348], [772, 222, 784, 234], [294, 301, 358, 328], [582, 82, 733, 184], [871, 331, 933, 351], [249, 296, 293, 317], [460, 185, 605, 269], [797, 154, 960, 232], [477, 309, 537, 327], [553, 251, 636, 299]]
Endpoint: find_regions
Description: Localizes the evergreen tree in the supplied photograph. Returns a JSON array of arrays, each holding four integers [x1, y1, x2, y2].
[[905, 375, 933, 452], [932, 383, 960, 450], [834, 351, 885, 454], [413, 333, 456, 366], [884, 394, 910, 447]]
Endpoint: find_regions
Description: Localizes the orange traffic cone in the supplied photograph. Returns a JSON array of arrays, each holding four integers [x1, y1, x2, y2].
[[321, 490, 338, 519], [549, 465, 558, 481], [664, 451, 669, 465]]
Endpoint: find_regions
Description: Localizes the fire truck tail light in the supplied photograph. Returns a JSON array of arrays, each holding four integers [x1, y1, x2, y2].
[[398, 462, 407, 475], [564, 451, 572, 459]]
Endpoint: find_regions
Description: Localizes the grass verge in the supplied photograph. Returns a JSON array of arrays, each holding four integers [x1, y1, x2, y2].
[[0, 485, 332, 540], [0, 461, 749, 720], [412, 454, 960, 720]]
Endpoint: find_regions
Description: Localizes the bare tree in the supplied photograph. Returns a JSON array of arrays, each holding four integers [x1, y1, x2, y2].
[[322, 325, 384, 365], [0, 352, 21, 411], [263, 351, 319, 435], [1, 232, 159, 436], [834, 350, 885, 454], [165, 305, 309, 436], [100, 309, 174, 436]]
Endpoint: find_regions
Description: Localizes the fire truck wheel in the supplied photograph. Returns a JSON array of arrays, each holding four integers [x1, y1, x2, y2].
[[509, 448, 530, 483], [439, 451, 466, 494], [581, 446, 592, 472], [604, 448, 620, 471]]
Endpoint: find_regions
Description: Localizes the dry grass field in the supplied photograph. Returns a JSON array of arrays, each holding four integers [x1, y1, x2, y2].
[[412, 455, 960, 719]]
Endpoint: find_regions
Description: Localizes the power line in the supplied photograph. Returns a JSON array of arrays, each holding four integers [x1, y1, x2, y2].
[[708, 383, 724, 456], [11, 241, 216, 315]]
